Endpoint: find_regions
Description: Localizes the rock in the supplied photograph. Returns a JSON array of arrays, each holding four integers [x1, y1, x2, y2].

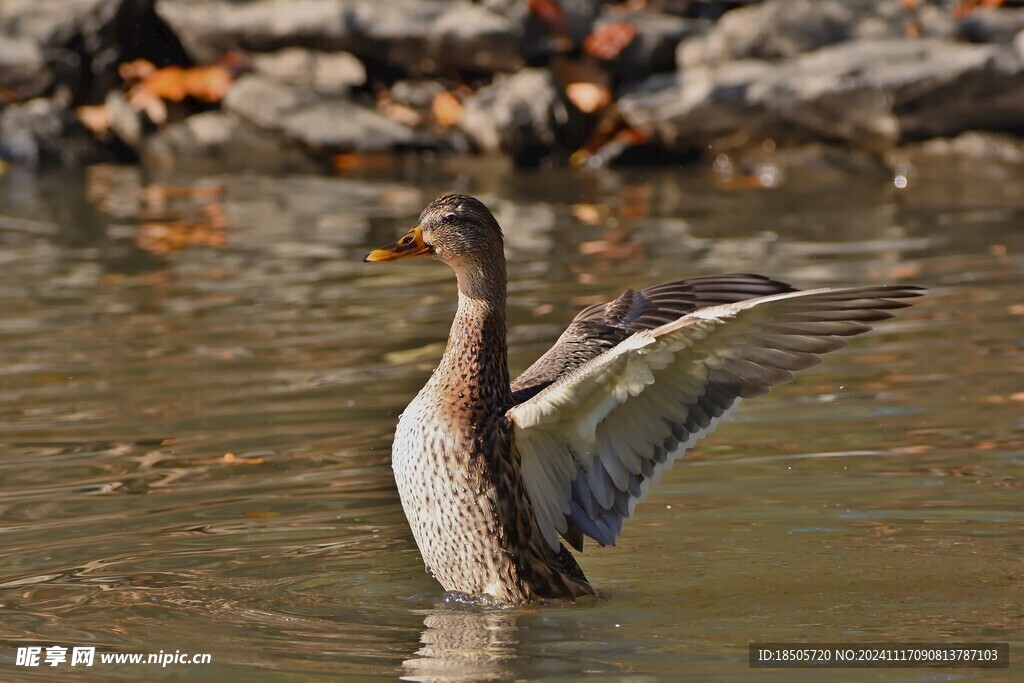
[[552, 0, 612, 46], [0, 35, 51, 100], [426, 2, 522, 73], [623, 39, 1024, 156], [142, 111, 321, 173], [223, 74, 312, 130], [591, 10, 706, 77], [312, 51, 367, 95], [1, 0, 135, 100], [252, 48, 366, 97], [390, 80, 446, 110], [0, 93, 107, 167], [677, 0, 955, 71], [223, 74, 421, 156], [280, 100, 416, 152], [155, 0, 523, 75], [458, 69, 563, 165], [957, 9, 1024, 44], [104, 90, 145, 149], [1, 0, 121, 46], [0, 98, 61, 165], [678, 0, 857, 69]]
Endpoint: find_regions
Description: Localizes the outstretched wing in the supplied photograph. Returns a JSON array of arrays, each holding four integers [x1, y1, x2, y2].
[[510, 274, 796, 404], [507, 285, 924, 553]]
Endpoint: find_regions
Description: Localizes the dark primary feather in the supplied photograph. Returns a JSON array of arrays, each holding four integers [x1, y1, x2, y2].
[[510, 274, 796, 404]]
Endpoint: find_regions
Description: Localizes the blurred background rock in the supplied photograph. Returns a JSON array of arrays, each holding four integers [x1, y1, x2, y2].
[[2, 0, 1023, 174]]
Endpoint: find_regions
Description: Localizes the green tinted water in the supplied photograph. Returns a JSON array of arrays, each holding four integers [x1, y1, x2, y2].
[[0, 158, 1021, 681]]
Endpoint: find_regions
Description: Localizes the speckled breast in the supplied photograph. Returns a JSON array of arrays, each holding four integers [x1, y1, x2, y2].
[[390, 390, 519, 599]]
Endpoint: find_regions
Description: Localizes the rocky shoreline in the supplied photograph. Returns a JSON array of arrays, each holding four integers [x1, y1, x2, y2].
[[2, 0, 1024, 175]]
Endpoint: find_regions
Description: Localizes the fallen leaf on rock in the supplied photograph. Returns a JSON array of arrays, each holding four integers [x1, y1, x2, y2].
[[554, 57, 613, 115], [584, 22, 637, 60], [431, 90, 463, 128], [124, 52, 250, 124], [529, 0, 570, 37], [565, 81, 611, 114]]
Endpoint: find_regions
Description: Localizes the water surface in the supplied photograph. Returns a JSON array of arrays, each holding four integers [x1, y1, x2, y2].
[[0, 158, 1021, 681]]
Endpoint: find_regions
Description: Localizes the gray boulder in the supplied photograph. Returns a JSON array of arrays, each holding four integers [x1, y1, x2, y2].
[[0, 36, 51, 100], [155, 0, 523, 75], [957, 9, 1024, 44], [281, 100, 416, 152], [680, 0, 856, 68], [223, 74, 421, 155], [458, 68, 563, 164], [1, 0, 138, 100], [677, 0, 954, 70], [142, 111, 321, 173], [0, 94, 107, 166], [1, 0, 122, 46], [623, 39, 1024, 155], [252, 48, 366, 97]]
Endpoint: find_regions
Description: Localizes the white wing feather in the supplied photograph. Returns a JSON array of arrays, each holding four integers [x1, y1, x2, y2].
[[508, 286, 920, 552]]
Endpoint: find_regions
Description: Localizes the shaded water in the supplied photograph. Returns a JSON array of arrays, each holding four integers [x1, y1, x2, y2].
[[0, 157, 1021, 681]]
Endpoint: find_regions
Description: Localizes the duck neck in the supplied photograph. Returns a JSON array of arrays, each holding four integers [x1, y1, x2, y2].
[[432, 257, 512, 412]]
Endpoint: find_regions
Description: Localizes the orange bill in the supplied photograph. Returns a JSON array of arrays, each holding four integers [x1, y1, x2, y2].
[[363, 225, 431, 262]]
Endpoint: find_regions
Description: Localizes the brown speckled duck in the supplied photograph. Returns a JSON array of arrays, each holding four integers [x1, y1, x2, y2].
[[364, 193, 922, 605]]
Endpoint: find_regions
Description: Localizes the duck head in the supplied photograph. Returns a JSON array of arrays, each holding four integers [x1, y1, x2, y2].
[[363, 193, 504, 266]]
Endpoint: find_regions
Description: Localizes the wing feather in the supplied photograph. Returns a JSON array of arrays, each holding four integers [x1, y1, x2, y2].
[[509, 284, 923, 553]]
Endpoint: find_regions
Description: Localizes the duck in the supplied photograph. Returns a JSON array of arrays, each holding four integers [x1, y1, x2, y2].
[[364, 193, 923, 605]]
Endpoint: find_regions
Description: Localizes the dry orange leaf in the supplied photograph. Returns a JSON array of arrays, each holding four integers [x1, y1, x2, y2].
[[566, 81, 611, 113], [528, 0, 569, 36], [124, 52, 250, 123], [584, 22, 638, 60], [132, 64, 229, 103], [76, 104, 112, 135], [431, 91, 463, 128]]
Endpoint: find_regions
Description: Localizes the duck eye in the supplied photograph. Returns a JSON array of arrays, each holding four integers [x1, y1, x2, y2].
[[441, 213, 457, 225]]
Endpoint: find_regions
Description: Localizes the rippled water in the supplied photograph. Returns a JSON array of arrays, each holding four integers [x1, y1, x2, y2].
[[1, 157, 1021, 681]]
